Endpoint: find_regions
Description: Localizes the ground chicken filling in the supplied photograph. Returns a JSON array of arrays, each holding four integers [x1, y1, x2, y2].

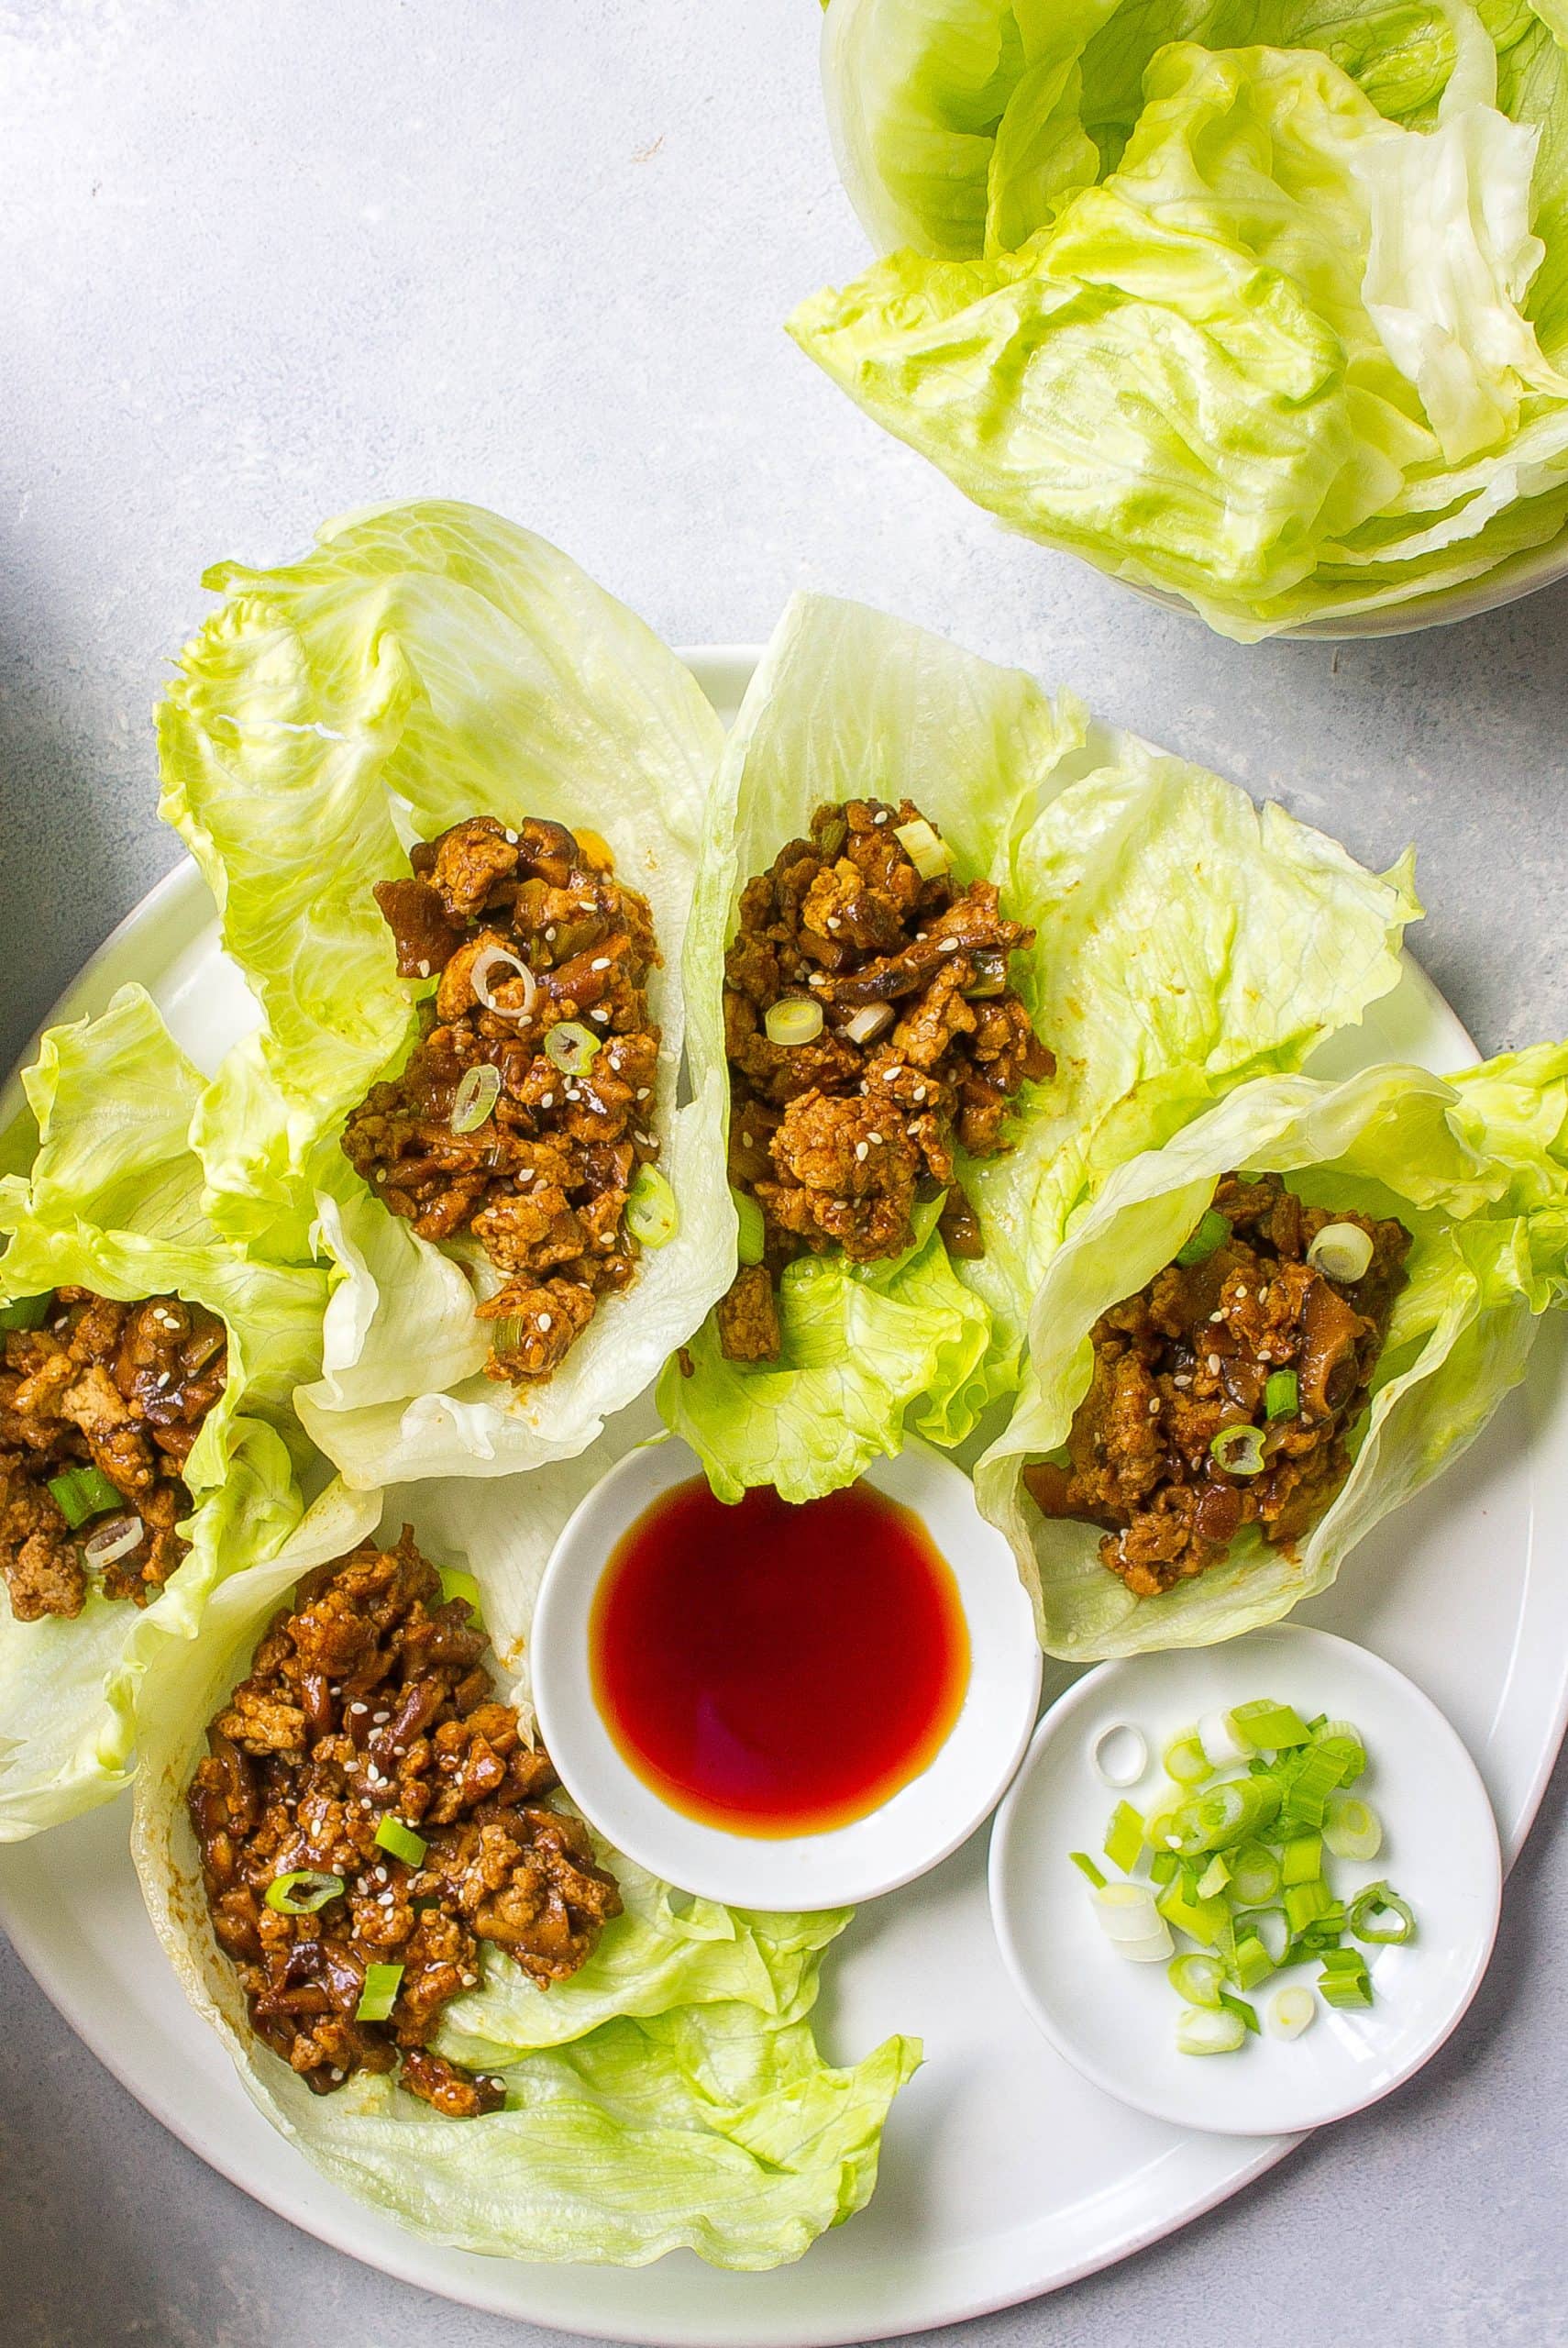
[[188, 1530, 622, 2118], [341, 815, 663, 1388], [0, 1288, 227, 1623], [1023, 1174, 1410, 1597], [714, 798, 1053, 1363]]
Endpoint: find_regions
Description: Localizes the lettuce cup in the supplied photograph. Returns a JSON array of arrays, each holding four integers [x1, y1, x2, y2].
[[130, 1456, 918, 2270], [976, 1046, 1568, 1659], [0, 987, 326, 1837], [657, 593, 1418, 1501], [797, 2, 1568, 640], [156, 500, 734, 1488]]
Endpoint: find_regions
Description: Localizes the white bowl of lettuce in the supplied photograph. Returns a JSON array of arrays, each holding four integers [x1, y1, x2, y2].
[[792, 0, 1568, 642]]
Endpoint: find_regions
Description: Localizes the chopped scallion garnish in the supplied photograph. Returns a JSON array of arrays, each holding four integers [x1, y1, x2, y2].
[[355, 1962, 404, 2022], [264, 1870, 345, 1915], [1323, 1792, 1383, 1862], [373, 1815, 427, 1867], [1103, 1800, 1144, 1875], [1347, 1881, 1416, 1945], [1174, 1208, 1231, 1268], [1167, 1952, 1225, 2009], [437, 1565, 484, 1625], [1229, 1699, 1311, 1752], [1068, 1849, 1107, 1890], [1162, 1729, 1211, 1787], [47, 1466, 125, 1530], [1264, 1369, 1299, 1420], [0, 1293, 50, 1333]]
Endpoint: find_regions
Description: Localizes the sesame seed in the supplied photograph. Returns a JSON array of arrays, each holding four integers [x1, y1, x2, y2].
[[856, 1141, 869, 1161], [349, 1702, 368, 1716], [545, 925, 557, 942], [374, 1168, 387, 1182], [1234, 1284, 1248, 1300], [538, 1312, 553, 1333], [539, 1091, 554, 1107], [461, 1973, 478, 1988], [1209, 1311, 1224, 1324], [591, 958, 612, 971], [826, 916, 841, 931], [591, 1007, 610, 1021], [330, 2067, 345, 2082], [807, 973, 826, 988], [504, 828, 519, 845], [372, 1711, 390, 1724], [912, 1085, 927, 1102], [938, 937, 960, 953], [1207, 1354, 1220, 1374], [635, 1087, 651, 1101], [1173, 1374, 1192, 1389], [415, 958, 430, 978], [154, 1369, 171, 1390], [1147, 1397, 1160, 1415], [873, 811, 889, 825]]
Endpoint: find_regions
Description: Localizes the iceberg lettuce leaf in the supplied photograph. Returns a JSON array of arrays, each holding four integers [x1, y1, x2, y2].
[[158, 500, 734, 1484], [0, 987, 324, 1836], [976, 1051, 1568, 1658]]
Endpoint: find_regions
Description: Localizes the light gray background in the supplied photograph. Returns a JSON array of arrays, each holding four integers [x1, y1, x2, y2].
[[1, 4, 1565, 2343]]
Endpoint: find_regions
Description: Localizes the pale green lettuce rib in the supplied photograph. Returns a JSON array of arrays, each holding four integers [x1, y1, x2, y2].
[[0, 986, 325, 1837], [975, 1048, 1568, 1659], [658, 593, 1414, 1502], [157, 499, 734, 1486], [804, 3, 1568, 637], [131, 1476, 919, 2271]]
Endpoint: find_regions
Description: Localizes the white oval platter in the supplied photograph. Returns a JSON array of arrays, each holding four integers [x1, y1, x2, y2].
[[1, 649, 1565, 2347]]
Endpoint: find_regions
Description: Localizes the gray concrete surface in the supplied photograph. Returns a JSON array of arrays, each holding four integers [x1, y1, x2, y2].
[[1, 3, 1565, 2343]]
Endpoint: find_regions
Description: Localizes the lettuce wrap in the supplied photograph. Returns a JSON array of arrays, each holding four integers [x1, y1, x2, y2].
[[130, 1468, 919, 2271], [975, 1044, 1568, 1658], [0, 986, 326, 1837], [156, 499, 734, 1488], [795, 1, 1568, 639], [657, 593, 1417, 1501]]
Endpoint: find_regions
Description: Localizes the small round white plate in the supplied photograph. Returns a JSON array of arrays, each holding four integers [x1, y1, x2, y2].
[[534, 1435, 1042, 1910], [989, 1624, 1503, 2137]]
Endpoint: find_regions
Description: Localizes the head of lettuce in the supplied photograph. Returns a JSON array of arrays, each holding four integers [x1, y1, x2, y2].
[[0, 986, 326, 1838], [156, 500, 736, 1490], [976, 1044, 1568, 1658], [794, 0, 1568, 639], [657, 592, 1417, 1503]]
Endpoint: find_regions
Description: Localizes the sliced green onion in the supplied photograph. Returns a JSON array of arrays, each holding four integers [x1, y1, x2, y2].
[[1246, 1908, 1291, 1966], [1103, 1801, 1144, 1875], [1162, 1730, 1211, 1787], [1165, 1775, 1281, 1855], [437, 1565, 483, 1624], [1264, 1369, 1299, 1420], [47, 1466, 125, 1530], [265, 1870, 345, 1915], [1307, 1221, 1375, 1282], [1319, 1950, 1374, 2008], [1149, 1849, 1178, 1887], [470, 944, 537, 1021], [1219, 1988, 1261, 2035], [1280, 1832, 1323, 1888], [1324, 1792, 1383, 1862], [1278, 1742, 1354, 1829], [1091, 1722, 1150, 1788], [892, 815, 952, 880], [1156, 1879, 1231, 1949], [1229, 1700, 1311, 1752], [1347, 1881, 1416, 1945], [1176, 2004, 1247, 2055], [1265, 1987, 1318, 2041], [1229, 1843, 1282, 1907], [625, 1165, 678, 1248], [1168, 1952, 1225, 2009], [355, 1962, 404, 2022], [1195, 1853, 1231, 1900], [1091, 1881, 1166, 1946], [732, 1187, 767, 1267], [764, 996, 824, 1047], [0, 1293, 50, 1333], [449, 1062, 502, 1134], [1175, 1208, 1231, 1268], [544, 1019, 602, 1077], [1209, 1423, 1265, 1477], [1284, 1877, 1336, 1933], [1069, 1849, 1108, 1890], [373, 1815, 427, 1867], [1311, 1720, 1367, 1783], [1198, 1710, 1248, 1770], [1229, 1932, 1275, 1992]]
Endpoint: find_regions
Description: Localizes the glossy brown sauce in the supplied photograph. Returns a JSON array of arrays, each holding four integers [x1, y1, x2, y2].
[[590, 1477, 971, 1838]]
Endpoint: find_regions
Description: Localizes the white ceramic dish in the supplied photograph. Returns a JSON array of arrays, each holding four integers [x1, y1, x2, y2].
[[0, 648, 1564, 2347], [989, 1624, 1502, 2136], [533, 1434, 1042, 1910]]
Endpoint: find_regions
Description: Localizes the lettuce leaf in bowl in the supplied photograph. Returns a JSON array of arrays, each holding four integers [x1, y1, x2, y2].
[[975, 1046, 1568, 1659], [157, 499, 734, 1486], [657, 593, 1416, 1501], [801, 3, 1568, 637], [130, 1471, 918, 2271], [0, 985, 326, 1837]]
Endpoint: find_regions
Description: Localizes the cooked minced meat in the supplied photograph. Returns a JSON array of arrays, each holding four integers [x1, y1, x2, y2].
[[188, 1529, 621, 2118], [719, 799, 1052, 1358], [342, 815, 662, 1388], [0, 1289, 227, 1622], [1023, 1173, 1410, 1597]]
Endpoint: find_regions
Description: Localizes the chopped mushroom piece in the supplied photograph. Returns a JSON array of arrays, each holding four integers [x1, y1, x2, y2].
[[342, 816, 663, 1389], [718, 799, 1052, 1359], [187, 1529, 622, 2111], [1023, 1173, 1409, 1595]]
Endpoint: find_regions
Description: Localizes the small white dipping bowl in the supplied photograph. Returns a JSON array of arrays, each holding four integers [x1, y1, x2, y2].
[[532, 1434, 1043, 1911], [988, 1623, 1501, 2136]]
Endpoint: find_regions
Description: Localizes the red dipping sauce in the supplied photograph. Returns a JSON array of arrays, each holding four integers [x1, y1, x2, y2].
[[590, 1477, 971, 1838]]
